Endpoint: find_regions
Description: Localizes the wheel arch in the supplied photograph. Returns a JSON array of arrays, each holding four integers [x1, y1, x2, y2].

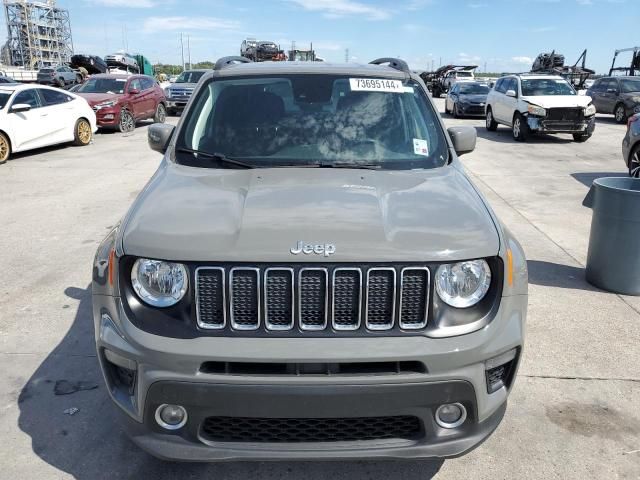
[[0, 127, 13, 152]]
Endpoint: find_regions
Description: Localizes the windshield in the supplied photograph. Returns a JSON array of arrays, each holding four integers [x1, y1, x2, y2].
[[620, 79, 640, 94], [521, 78, 575, 96], [176, 71, 205, 83], [459, 84, 489, 95], [0, 92, 11, 109], [77, 77, 126, 94], [177, 75, 448, 170]]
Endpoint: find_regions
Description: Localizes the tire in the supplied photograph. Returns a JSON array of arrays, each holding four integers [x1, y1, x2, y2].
[[512, 113, 528, 142], [433, 87, 441, 98], [57, 77, 65, 88], [118, 109, 135, 133], [153, 103, 166, 123], [486, 107, 498, 131], [73, 118, 92, 146], [614, 103, 627, 124], [0, 131, 11, 164], [628, 144, 640, 178], [572, 133, 591, 143]]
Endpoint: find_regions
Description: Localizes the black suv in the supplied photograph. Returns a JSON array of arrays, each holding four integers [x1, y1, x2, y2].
[[587, 76, 640, 123]]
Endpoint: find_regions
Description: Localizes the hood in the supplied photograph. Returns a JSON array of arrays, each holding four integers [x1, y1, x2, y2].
[[621, 92, 640, 104], [521, 95, 592, 109], [459, 94, 487, 104], [77, 92, 121, 106], [121, 164, 500, 263]]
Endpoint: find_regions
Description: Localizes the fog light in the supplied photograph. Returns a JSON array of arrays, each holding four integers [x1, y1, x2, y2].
[[155, 404, 187, 430], [435, 403, 467, 429]]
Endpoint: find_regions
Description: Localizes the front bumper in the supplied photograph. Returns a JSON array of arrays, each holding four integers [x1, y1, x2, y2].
[[166, 97, 191, 109], [93, 106, 122, 128], [457, 103, 486, 116], [93, 293, 526, 460], [527, 114, 596, 134]]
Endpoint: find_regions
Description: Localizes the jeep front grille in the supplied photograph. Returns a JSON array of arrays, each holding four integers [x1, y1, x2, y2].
[[195, 265, 430, 334]]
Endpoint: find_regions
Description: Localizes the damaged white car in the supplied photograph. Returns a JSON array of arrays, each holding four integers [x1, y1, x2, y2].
[[485, 74, 596, 142]]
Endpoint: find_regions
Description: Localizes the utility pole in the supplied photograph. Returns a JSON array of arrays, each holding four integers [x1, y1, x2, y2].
[[187, 34, 191, 69], [345, 48, 349, 63], [180, 33, 185, 71]]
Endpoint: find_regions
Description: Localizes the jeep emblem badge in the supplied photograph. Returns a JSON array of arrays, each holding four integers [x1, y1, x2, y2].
[[290, 241, 336, 257]]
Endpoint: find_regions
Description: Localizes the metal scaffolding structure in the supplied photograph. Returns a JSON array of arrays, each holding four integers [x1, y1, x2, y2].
[[2, 0, 73, 68]]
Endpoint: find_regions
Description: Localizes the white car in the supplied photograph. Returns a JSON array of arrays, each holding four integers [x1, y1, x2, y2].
[[485, 74, 596, 142], [0, 84, 97, 164]]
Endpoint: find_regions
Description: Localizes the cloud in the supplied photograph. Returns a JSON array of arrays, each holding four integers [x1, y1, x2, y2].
[[286, 0, 391, 20], [142, 16, 241, 33], [512, 56, 533, 64], [405, 0, 434, 10], [88, 0, 157, 7]]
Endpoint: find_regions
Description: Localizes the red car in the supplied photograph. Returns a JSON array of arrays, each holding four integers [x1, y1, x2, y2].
[[75, 74, 166, 132]]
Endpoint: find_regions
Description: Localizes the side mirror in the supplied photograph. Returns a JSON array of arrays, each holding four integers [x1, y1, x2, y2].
[[448, 126, 477, 156], [129, 88, 140, 95], [148, 123, 175, 154], [10, 103, 31, 113], [506, 89, 517, 98]]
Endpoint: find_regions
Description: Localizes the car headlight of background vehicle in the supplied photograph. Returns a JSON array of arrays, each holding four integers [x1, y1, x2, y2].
[[131, 258, 188, 307], [527, 104, 546, 117], [164, 88, 172, 98], [435, 260, 492, 308], [584, 104, 597, 116], [95, 100, 117, 109]]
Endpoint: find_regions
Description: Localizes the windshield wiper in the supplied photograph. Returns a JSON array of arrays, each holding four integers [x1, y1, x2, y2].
[[318, 162, 382, 170], [175, 148, 255, 169]]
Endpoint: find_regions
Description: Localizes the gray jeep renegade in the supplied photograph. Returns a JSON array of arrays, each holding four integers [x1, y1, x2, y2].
[[92, 56, 528, 461]]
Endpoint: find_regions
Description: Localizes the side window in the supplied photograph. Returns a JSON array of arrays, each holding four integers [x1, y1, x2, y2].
[[601, 79, 615, 92], [141, 77, 155, 90], [591, 79, 602, 92], [39, 88, 72, 106], [129, 79, 142, 92], [495, 78, 507, 94], [13, 89, 41, 108]]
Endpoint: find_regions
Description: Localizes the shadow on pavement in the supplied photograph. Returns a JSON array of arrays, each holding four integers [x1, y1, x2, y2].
[[475, 127, 575, 145], [527, 260, 602, 292], [570, 172, 627, 189], [18, 285, 445, 479]]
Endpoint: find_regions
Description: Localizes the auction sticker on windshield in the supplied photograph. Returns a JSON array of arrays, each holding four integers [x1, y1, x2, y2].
[[350, 78, 403, 92]]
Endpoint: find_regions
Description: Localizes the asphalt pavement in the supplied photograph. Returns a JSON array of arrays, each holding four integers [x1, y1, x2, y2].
[[0, 102, 638, 479]]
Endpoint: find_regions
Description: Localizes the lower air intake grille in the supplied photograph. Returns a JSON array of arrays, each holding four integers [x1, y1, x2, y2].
[[200, 415, 422, 443]]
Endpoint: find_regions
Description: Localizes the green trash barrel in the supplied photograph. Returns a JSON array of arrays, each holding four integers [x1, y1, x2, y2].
[[583, 177, 640, 295]]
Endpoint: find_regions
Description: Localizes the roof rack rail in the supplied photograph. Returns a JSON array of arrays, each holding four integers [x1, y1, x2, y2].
[[369, 57, 411, 74], [214, 56, 253, 70]]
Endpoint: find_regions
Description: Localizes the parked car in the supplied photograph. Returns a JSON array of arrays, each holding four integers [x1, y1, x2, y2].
[[0, 75, 17, 84], [586, 76, 640, 124], [442, 67, 476, 91], [105, 53, 139, 73], [445, 81, 490, 117], [92, 56, 528, 462], [37, 65, 80, 87], [622, 113, 640, 177], [0, 84, 96, 164], [75, 74, 166, 132], [240, 38, 258, 59], [164, 69, 208, 115], [256, 41, 280, 60], [71, 54, 108, 75], [485, 74, 596, 142]]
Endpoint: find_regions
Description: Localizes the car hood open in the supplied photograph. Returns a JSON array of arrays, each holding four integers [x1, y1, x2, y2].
[[522, 95, 592, 109], [121, 163, 500, 263]]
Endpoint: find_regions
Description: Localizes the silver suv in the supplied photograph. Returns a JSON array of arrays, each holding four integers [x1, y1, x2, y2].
[[92, 56, 528, 462]]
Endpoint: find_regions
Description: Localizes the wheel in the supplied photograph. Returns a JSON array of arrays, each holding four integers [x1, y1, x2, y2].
[[118, 109, 135, 133], [73, 118, 92, 146], [486, 107, 498, 131], [572, 133, 591, 142], [614, 104, 627, 124], [0, 131, 10, 164], [57, 77, 65, 88], [153, 103, 166, 123], [628, 144, 640, 178], [512, 113, 528, 142]]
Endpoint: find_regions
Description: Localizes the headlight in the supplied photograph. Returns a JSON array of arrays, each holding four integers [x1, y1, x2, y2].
[[164, 88, 172, 98], [95, 100, 117, 109], [634, 105, 640, 114], [131, 258, 188, 307], [584, 104, 597, 116], [435, 260, 492, 308], [527, 104, 546, 117]]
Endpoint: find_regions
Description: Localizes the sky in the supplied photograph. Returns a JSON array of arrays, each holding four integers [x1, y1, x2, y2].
[[4, 0, 638, 73]]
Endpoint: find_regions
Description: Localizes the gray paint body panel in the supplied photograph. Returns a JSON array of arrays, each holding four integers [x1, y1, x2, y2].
[[121, 163, 500, 262]]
